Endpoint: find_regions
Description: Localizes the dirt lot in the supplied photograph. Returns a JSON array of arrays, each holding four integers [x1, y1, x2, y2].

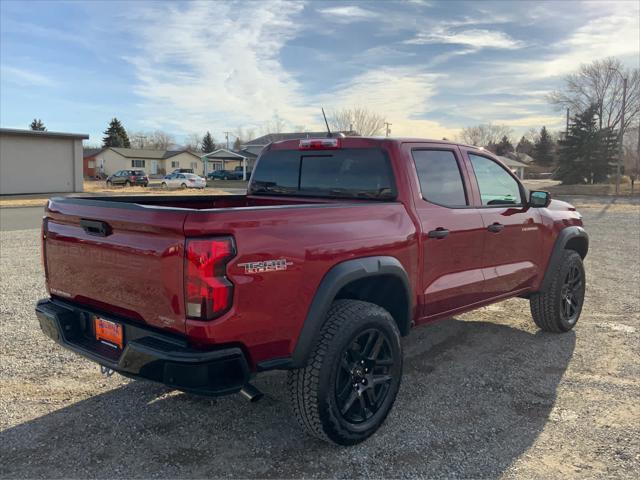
[[1, 196, 639, 478]]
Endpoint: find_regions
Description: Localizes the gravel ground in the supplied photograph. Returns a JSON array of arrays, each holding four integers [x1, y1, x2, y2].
[[1, 196, 639, 479]]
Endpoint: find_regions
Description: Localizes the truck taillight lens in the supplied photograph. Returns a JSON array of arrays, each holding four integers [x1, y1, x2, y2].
[[184, 237, 235, 320]]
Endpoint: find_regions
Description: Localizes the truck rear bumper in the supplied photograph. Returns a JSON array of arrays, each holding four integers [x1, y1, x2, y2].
[[35, 299, 250, 396]]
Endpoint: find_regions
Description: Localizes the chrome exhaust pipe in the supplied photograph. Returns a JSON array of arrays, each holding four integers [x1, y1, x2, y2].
[[240, 383, 263, 402]]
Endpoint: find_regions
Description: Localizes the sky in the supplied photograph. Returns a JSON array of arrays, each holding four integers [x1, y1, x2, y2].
[[1, 0, 639, 146]]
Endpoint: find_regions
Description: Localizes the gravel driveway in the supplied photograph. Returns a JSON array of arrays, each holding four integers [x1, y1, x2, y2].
[[1, 196, 638, 478]]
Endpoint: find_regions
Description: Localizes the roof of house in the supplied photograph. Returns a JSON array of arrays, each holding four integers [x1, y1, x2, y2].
[[1, 128, 89, 140], [497, 155, 530, 168], [83, 148, 105, 158], [202, 148, 248, 160], [244, 131, 353, 146], [162, 149, 201, 159]]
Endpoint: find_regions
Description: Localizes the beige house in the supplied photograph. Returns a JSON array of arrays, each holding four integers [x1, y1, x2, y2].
[[89, 148, 201, 177], [0, 128, 88, 195]]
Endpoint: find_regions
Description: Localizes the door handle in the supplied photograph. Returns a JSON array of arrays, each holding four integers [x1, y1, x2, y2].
[[80, 219, 112, 237], [487, 223, 505, 233], [428, 228, 449, 239]]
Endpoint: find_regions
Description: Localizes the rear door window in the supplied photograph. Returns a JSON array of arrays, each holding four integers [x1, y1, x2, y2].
[[412, 150, 467, 207], [250, 148, 396, 200]]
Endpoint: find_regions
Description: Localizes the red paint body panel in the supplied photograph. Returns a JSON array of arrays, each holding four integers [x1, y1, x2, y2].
[[42, 137, 584, 370]]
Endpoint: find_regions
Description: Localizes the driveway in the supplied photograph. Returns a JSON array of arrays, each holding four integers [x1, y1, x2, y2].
[[1, 196, 638, 478]]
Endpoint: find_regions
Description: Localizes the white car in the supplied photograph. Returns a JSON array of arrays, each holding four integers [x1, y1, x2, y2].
[[161, 173, 206, 189]]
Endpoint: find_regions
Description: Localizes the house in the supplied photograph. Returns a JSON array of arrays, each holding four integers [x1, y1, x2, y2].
[[1, 128, 88, 195], [83, 147, 201, 177], [201, 148, 258, 178], [497, 155, 530, 179]]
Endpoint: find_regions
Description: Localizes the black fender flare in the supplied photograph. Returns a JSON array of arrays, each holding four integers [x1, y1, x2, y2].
[[539, 226, 589, 292], [290, 256, 412, 368]]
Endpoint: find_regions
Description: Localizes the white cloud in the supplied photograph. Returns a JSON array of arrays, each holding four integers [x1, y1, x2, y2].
[[317, 5, 379, 22], [1, 66, 54, 86], [406, 27, 523, 50], [124, 0, 314, 134], [318, 67, 458, 139]]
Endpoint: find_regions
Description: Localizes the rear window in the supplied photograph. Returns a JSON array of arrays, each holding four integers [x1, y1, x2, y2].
[[249, 148, 396, 200], [133, 170, 145, 176]]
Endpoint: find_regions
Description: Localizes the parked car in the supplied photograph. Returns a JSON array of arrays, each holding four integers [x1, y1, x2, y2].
[[161, 172, 206, 189], [172, 168, 194, 174], [208, 169, 242, 180], [36, 136, 588, 445], [105, 170, 148, 187]]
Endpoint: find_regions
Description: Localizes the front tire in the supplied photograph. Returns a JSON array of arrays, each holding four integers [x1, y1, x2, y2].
[[180, 183, 187, 189], [530, 250, 585, 332], [288, 299, 402, 445]]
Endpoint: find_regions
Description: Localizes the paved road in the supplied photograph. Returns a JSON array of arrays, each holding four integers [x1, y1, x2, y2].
[[0, 207, 44, 231]]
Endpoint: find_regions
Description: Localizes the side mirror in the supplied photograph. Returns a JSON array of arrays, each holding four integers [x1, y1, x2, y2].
[[529, 190, 551, 208]]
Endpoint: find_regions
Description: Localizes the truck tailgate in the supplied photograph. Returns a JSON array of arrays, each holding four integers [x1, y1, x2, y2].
[[44, 199, 189, 335]]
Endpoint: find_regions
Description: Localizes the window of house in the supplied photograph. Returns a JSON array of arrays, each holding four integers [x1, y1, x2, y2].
[[171, 161, 179, 168], [412, 150, 467, 207], [131, 160, 145, 168], [468, 153, 522, 206], [212, 161, 223, 171], [190, 161, 198, 170], [88, 160, 95, 168]]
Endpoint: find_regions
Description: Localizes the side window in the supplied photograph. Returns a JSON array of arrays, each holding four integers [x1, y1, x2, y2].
[[412, 150, 467, 207], [468, 154, 522, 206]]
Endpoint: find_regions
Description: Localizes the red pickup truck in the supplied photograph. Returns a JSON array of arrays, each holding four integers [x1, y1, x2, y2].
[[36, 136, 588, 445]]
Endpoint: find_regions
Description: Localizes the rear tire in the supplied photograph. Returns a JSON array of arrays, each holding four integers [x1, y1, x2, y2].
[[288, 299, 402, 445], [530, 250, 585, 332], [106, 180, 112, 187], [161, 182, 167, 189], [180, 183, 187, 189]]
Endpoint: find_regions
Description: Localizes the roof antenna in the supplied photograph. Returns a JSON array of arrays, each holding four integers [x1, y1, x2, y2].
[[321, 108, 332, 138]]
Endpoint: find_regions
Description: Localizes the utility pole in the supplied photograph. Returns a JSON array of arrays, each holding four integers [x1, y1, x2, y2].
[[565, 108, 570, 139], [384, 122, 392, 137], [224, 131, 230, 150]]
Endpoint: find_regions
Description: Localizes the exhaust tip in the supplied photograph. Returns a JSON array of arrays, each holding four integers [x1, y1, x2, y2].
[[240, 383, 263, 402]]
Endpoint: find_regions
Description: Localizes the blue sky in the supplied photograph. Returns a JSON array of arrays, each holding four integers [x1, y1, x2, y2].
[[1, 0, 638, 145]]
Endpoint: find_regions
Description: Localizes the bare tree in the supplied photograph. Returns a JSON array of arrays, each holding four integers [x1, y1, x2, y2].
[[148, 130, 175, 150], [457, 124, 513, 147], [129, 130, 175, 149], [329, 107, 386, 136], [261, 114, 287, 135], [184, 133, 202, 151], [548, 57, 640, 133]]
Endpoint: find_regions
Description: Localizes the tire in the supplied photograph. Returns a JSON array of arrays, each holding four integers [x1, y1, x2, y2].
[[125, 180, 131, 187], [161, 182, 167, 189], [106, 180, 112, 187], [530, 250, 585, 332], [288, 299, 403, 445], [180, 183, 187, 189]]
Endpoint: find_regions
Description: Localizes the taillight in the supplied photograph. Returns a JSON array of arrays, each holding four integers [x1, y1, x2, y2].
[[299, 138, 341, 150], [184, 237, 235, 320]]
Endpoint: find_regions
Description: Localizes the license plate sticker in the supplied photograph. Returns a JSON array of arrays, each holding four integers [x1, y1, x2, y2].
[[94, 318, 123, 349]]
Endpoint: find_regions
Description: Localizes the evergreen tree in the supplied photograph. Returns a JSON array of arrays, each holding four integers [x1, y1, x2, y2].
[[557, 105, 616, 184], [30, 119, 46, 131], [233, 137, 242, 151], [102, 118, 131, 148], [516, 136, 534, 156], [495, 135, 514, 156], [202, 131, 216, 153], [534, 126, 555, 166]]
